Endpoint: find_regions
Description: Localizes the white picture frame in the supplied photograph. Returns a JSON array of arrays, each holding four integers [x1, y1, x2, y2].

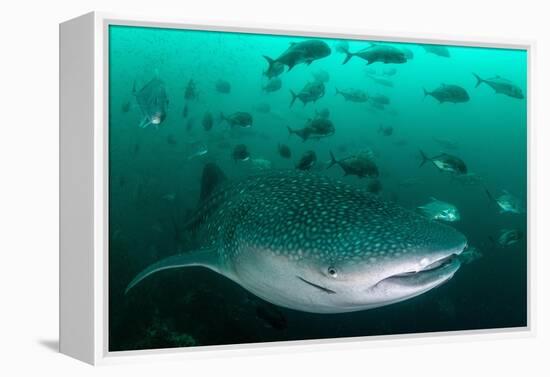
[[59, 11, 534, 365]]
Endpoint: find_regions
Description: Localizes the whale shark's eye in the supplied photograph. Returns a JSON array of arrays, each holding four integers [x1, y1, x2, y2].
[[328, 266, 338, 278]]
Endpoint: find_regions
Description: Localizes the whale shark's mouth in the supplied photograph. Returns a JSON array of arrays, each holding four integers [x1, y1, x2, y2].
[[380, 253, 461, 287]]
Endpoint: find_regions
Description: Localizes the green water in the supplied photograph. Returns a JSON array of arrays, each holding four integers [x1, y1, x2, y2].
[[108, 25, 527, 351]]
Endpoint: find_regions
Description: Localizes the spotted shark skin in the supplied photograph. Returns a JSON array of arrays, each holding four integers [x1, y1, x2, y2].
[[126, 170, 467, 313]]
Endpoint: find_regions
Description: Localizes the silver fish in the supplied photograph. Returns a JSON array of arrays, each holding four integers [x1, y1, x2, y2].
[[417, 197, 460, 222], [263, 40, 331, 72], [486, 189, 525, 214], [126, 168, 467, 313], [473, 73, 524, 99], [424, 84, 470, 104]]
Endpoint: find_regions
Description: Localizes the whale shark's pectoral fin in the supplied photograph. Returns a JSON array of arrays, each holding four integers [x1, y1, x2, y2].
[[125, 248, 217, 294]]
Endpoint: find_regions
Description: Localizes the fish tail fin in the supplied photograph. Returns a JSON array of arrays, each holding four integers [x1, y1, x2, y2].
[[328, 151, 338, 169], [419, 150, 430, 168], [485, 188, 496, 203], [286, 126, 295, 137], [335, 88, 342, 96], [289, 90, 298, 108], [263, 55, 276, 72], [125, 248, 217, 294], [342, 50, 354, 65], [423, 88, 430, 99], [473, 73, 483, 88]]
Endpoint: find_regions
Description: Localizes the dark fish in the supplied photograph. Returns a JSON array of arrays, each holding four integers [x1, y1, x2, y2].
[[184, 79, 198, 100], [365, 73, 394, 88], [215, 79, 231, 94], [232, 144, 250, 161], [133, 78, 169, 128], [424, 84, 470, 103], [315, 108, 330, 119], [263, 40, 331, 72], [121, 101, 131, 113], [202, 111, 214, 131], [221, 112, 253, 128], [369, 94, 391, 107], [255, 303, 288, 330], [495, 229, 524, 246], [288, 118, 335, 141], [335, 88, 368, 103], [166, 134, 177, 145], [296, 150, 317, 170], [312, 69, 330, 83], [341, 43, 407, 65], [328, 151, 379, 178], [473, 73, 524, 99], [367, 179, 383, 194], [421, 44, 450, 57], [263, 57, 284, 79], [278, 143, 292, 159], [378, 125, 394, 136], [263, 77, 282, 92], [290, 81, 325, 107], [419, 150, 467, 174]]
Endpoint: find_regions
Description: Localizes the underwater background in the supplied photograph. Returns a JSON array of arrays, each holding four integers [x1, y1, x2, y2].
[[108, 25, 527, 351]]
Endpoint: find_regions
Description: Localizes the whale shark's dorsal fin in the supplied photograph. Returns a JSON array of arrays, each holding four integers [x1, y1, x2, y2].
[[125, 248, 217, 294], [200, 163, 227, 202]]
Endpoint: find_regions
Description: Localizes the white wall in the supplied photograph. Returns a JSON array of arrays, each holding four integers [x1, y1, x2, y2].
[[1, 0, 548, 375]]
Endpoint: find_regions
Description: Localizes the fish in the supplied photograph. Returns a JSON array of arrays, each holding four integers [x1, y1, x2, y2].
[[328, 151, 379, 178], [367, 179, 383, 194], [220, 112, 253, 128], [290, 81, 325, 107], [133, 78, 169, 128], [420, 44, 450, 57], [494, 229, 524, 246], [166, 134, 177, 145], [253, 103, 271, 114], [250, 158, 272, 170], [232, 144, 250, 161], [263, 77, 282, 92], [215, 79, 231, 94], [433, 137, 459, 150], [369, 94, 391, 108], [417, 197, 460, 222], [335, 88, 369, 103], [451, 172, 484, 186], [296, 150, 317, 170], [378, 125, 394, 136], [423, 84, 470, 103], [278, 143, 292, 159], [315, 108, 330, 119], [184, 79, 198, 100], [312, 69, 330, 83], [202, 111, 214, 131], [121, 101, 131, 113], [458, 246, 482, 265], [185, 141, 208, 160], [473, 73, 524, 99], [419, 150, 467, 174], [365, 73, 394, 87], [263, 57, 284, 79], [287, 117, 335, 141], [341, 43, 408, 65], [263, 40, 331, 72], [125, 166, 468, 313], [485, 189, 525, 214]]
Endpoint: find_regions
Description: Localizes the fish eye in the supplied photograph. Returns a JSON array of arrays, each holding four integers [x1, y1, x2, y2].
[[327, 266, 338, 278]]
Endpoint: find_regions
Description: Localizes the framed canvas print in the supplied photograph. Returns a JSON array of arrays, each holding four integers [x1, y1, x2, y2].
[[60, 12, 532, 365]]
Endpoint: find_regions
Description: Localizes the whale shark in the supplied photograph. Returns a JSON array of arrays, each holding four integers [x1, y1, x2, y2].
[[125, 164, 467, 313]]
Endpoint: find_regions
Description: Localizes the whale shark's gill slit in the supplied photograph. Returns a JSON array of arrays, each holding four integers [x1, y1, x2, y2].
[[297, 276, 336, 294]]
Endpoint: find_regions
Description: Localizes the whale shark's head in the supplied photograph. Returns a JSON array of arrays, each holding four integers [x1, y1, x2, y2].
[[228, 173, 467, 313]]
